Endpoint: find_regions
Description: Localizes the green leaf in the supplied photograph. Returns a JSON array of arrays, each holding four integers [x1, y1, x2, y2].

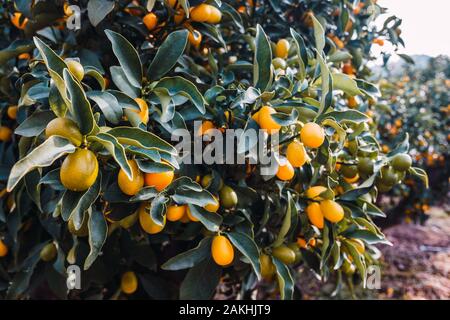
[[226, 231, 261, 279], [148, 30, 189, 81], [14, 110, 55, 137], [185, 204, 222, 232], [318, 110, 369, 123], [179, 258, 222, 300], [339, 174, 377, 201], [136, 159, 173, 173], [33, 37, 67, 76], [62, 175, 101, 229], [290, 28, 308, 80], [84, 209, 108, 270], [86, 91, 122, 124], [63, 69, 97, 135], [33, 37, 69, 104], [87, 0, 115, 27], [107, 127, 177, 155], [149, 194, 168, 226], [329, 51, 353, 63], [49, 84, 68, 117], [272, 192, 295, 247], [312, 15, 325, 53], [87, 133, 132, 179], [409, 167, 429, 188], [162, 237, 212, 271], [0, 39, 34, 64], [316, 52, 333, 115], [172, 189, 217, 207], [105, 29, 142, 88], [331, 73, 362, 96], [253, 24, 273, 91], [110, 66, 140, 98], [130, 187, 158, 202], [7, 136, 76, 192], [272, 257, 294, 300], [343, 240, 367, 286], [154, 76, 206, 114]]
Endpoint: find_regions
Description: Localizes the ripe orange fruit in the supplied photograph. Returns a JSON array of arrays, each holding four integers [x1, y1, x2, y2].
[[166, 204, 186, 222], [133, 98, 149, 124], [60, 149, 99, 191], [347, 96, 358, 108], [45, 117, 83, 146], [190, 4, 213, 22], [286, 140, 308, 167], [297, 237, 307, 249], [275, 39, 290, 59], [64, 3, 74, 16], [118, 159, 144, 196], [18, 53, 30, 60], [188, 29, 202, 48], [206, 6, 222, 24], [144, 168, 174, 192], [138, 203, 166, 234], [66, 60, 84, 82], [305, 186, 328, 200], [0, 126, 13, 142], [373, 38, 384, 46], [204, 195, 220, 212], [306, 202, 324, 229], [320, 200, 344, 223], [342, 63, 354, 75], [174, 9, 185, 24], [276, 161, 295, 181], [144, 171, 175, 191], [197, 120, 215, 136], [143, 13, 158, 30], [211, 235, 234, 266], [300, 122, 325, 148], [308, 238, 316, 247], [121, 271, 138, 294], [0, 240, 8, 257], [258, 106, 281, 134], [11, 12, 28, 29]]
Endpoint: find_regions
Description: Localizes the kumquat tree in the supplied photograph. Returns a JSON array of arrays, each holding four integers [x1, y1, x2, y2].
[[0, 0, 432, 301]]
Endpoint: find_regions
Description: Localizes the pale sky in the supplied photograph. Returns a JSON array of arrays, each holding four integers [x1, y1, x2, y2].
[[375, 0, 450, 57]]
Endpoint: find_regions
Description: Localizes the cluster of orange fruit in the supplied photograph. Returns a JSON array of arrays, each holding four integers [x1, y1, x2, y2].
[[0, 105, 18, 142], [137, 1, 222, 49], [251, 107, 326, 182], [120, 233, 234, 294]]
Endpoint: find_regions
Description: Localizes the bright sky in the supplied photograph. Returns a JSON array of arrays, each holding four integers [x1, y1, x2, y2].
[[376, 0, 450, 57]]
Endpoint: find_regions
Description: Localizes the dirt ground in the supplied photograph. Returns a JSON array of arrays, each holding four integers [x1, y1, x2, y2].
[[294, 206, 450, 300], [377, 206, 450, 299]]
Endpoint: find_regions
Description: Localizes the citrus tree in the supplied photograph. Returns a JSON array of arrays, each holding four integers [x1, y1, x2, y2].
[[375, 56, 448, 225], [0, 0, 427, 299]]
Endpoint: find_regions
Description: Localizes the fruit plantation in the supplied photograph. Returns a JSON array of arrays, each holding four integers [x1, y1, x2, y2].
[[0, 0, 432, 300]]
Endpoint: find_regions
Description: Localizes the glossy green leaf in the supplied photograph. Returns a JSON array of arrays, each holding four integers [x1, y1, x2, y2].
[[226, 231, 261, 279], [105, 30, 142, 88], [162, 237, 212, 271], [7, 136, 76, 192], [253, 24, 273, 91], [148, 30, 188, 81]]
